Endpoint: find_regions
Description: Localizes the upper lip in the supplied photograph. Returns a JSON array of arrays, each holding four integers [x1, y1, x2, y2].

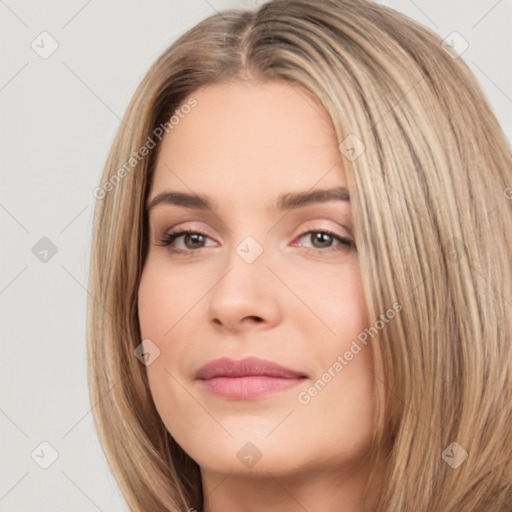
[[195, 356, 308, 380]]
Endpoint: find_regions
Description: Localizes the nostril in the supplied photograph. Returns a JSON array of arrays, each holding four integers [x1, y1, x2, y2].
[[246, 316, 263, 323], [211, 316, 264, 326]]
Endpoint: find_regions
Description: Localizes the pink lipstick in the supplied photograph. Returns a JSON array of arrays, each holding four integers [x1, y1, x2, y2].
[[195, 356, 308, 400]]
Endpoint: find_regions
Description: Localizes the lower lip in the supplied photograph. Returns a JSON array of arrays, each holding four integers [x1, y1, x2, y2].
[[199, 376, 307, 400]]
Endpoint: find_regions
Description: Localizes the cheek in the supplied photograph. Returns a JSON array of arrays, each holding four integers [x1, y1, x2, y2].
[[137, 266, 195, 441], [137, 261, 209, 386], [291, 263, 374, 413], [293, 272, 375, 455], [137, 261, 206, 338], [138, 269, 169, 338], [291, 261, 368, 342]]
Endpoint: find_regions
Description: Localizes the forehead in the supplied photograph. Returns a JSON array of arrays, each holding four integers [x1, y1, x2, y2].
[[150, 80, 347, 200]]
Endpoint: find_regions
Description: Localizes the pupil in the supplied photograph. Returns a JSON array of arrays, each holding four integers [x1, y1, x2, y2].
[[186, 233, 204, 248], [313, 232, 331, 248]]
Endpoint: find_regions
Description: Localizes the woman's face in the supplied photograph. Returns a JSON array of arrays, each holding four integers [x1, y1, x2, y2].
[[138, 80, 376, 482]]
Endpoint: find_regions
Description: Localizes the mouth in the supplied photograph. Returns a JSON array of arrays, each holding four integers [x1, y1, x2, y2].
[[195, 356, 309, 400]]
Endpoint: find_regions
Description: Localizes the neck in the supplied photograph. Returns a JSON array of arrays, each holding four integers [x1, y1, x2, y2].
[[200, 456, 384, 512]]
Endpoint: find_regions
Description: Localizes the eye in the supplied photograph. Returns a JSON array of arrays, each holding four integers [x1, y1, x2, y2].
[[155, 228, 354, 255], [293, 230, 353, 252], [156, 229, 217, 253]]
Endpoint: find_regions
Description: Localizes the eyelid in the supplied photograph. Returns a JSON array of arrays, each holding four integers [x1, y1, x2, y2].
[[157, 221, 219, 241], [291, 220, 352, 240], [157, 219, 350, 242]]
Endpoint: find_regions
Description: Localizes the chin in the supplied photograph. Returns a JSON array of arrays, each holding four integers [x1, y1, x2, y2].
[[181, 427, 317, 477]]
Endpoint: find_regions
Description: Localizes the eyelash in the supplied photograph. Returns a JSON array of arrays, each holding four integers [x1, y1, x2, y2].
[[156, 228, 353, 255]]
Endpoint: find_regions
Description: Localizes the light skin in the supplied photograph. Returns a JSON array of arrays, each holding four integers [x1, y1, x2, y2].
[[137, 80, 383, 511]]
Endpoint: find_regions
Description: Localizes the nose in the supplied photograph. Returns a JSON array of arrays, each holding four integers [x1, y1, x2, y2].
[[206, 237, 284, 333]]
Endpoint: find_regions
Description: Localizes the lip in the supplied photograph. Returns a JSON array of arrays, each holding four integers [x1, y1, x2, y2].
[[195, 356, 308, 400]]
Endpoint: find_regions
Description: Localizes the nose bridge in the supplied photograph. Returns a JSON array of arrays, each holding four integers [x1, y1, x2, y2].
[[206, 227, 283, 328], [220, 211, 271, 268], [216, 230, 271, 294], [234, 234, 266, 266]]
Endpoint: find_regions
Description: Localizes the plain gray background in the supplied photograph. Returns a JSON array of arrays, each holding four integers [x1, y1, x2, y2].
[[1, 0, 510, 510]]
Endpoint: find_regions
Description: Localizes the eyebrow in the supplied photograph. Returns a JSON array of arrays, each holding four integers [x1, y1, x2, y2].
[[146, 186, 350, 213]]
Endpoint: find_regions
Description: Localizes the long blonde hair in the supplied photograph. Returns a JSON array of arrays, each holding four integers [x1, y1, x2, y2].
[[87, 0, 512, 510]]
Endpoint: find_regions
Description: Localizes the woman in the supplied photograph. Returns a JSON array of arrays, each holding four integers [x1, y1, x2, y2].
[[87, 0, 512, 510]]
